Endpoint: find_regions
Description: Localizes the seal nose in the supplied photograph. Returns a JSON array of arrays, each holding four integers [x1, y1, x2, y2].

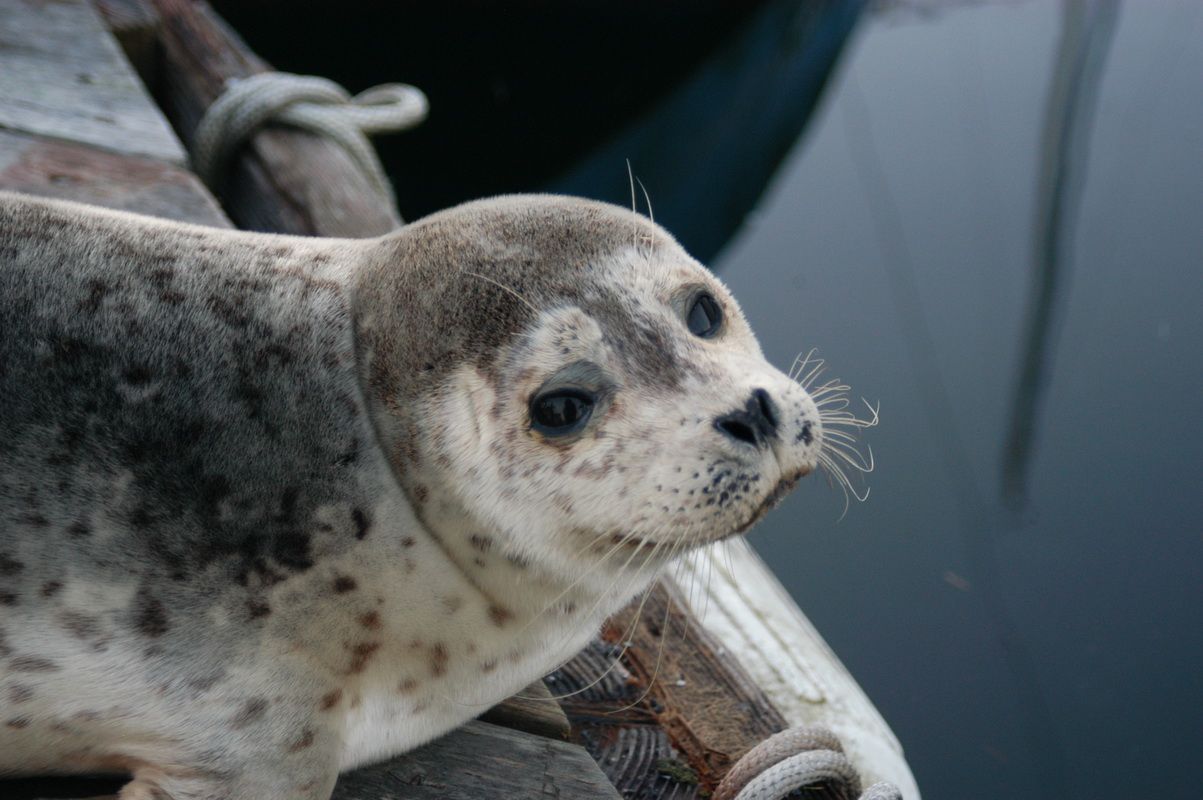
[[714, 388, 779, 448]]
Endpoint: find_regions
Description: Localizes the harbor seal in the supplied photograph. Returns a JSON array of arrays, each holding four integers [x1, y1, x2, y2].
[[0, 190, 830, 799]]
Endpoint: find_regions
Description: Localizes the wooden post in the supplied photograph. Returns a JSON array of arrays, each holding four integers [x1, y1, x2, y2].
[[147, 0, 402, 238]]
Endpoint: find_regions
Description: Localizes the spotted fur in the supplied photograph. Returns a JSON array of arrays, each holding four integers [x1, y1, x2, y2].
[[0, 191, 824, 799]]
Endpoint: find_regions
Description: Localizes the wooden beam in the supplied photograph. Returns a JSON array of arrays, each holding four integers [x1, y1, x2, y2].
[[147, 0, 401, 237], [557, 580, 792, 798], [479, 680, 571, 741], [0, 0, 184, 165], [675, 540, 920, 794], [613, 581, 788, 769], [94, 0, 163, 84], [2, 720, 601, 800], [331, 721, 620, 800], [0, 127, 226, 226]]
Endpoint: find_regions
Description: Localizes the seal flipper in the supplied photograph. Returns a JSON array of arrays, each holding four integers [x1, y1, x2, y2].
[[116, 723, 341, 800]]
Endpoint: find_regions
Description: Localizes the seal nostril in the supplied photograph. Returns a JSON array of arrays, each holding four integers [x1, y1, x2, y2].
[[715, 416, 758, 446], [715, 390, 781, 448], [752, 388, 778, 433]]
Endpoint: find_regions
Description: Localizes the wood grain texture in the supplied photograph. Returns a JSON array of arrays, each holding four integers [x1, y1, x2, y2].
[[4, 722, 614, 800], [95, 0, 163, 84], [480, 680, 572, 741], [148, 0, 402, 237], [0, 127, 227, 226], [0, 0, 185, 165], [331, 721, 620, 800], [552, 579, 838, 799], [675, 541, 919, 795], [2, 720, 604, 800], [614, 580, 788, 770]]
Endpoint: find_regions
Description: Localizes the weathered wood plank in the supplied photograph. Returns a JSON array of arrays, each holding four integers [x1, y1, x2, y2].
[[2, 720, 602, 800], [3, 719, 585, 800], [614, 580, 787, 770], [480, 680, 571, 741], [331, 721, 620, 800], [0, 0, 185, 165], [677, 541, 920, 794], [0, 127, 226, 226], [555, 580, 794, 798], [148, 0, 401, 237], [95, 0, 162, 84]]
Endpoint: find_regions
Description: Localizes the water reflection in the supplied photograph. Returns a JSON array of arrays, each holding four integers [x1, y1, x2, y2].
[[837, 43, 1070, 800], [713, 3, 1202, 798], [1003, 0, 1120, 507]]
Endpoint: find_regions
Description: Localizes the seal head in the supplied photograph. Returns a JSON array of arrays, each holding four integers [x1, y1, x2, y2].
[[354, 195, 823, 599]]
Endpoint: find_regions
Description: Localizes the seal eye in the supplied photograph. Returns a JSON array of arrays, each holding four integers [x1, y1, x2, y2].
[[687, 292, 723, 338], [531, 389, 595, 436]]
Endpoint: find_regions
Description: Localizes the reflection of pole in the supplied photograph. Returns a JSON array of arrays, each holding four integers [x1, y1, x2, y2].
[[1002, 0, 1120, 506], [845, 75, 1069, 797], [846, 2, 1125, 788]]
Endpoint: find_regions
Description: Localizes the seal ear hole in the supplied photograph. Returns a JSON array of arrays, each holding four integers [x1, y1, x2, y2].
[[686, 292, 723, 339], [530, 389, 595, 436]]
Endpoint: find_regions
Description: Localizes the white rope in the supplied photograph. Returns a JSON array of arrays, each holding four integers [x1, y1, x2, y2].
[[734, 750, 860, 800], [192, 72, 428, 215], [713, 725, 903, 800]]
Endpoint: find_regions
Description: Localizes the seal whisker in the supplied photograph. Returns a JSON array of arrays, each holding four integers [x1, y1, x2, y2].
[[824, 441, 876, 474], [818, 452, 855, 520], [626, 158, 639, 250], [818, 451, 871, 512], [697, 532, 716, 625], [811, 385, 853, 403], [796, 354, 827, 389], [797, 366, 876, 514], [789, 348, 821, 383], [517, 527, 649, 641], [636, 177, 655, 225], [788, 352, 804, 381], [539, 532, 672, 702], [461, 269, 540, 315], [497, 532, 669, 705], [809, 376, 849, 392], [814, 396, 853, 411], [818, 399, 879, 429], [542, 524, 670, 655], [605, 530, 694, 715]]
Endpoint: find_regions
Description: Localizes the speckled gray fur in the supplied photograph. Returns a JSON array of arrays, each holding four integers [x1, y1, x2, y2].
[[0, 191, 827, 799]]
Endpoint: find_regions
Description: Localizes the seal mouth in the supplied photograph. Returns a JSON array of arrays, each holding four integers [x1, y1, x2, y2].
[[722, 464, 811, 541], [609, 532, 660, 553], [603, 465, 813, 555]]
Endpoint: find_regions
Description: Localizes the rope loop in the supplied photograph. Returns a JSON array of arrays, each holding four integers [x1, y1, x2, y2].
[[713, 725, 903, 800], [193, 72, 428, 215]]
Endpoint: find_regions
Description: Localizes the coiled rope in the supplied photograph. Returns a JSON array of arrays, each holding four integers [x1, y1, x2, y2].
[[192, 72, 428, 215], [713, 726, 903, 800]]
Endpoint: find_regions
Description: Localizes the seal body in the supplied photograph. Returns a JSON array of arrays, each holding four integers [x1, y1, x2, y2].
[[0, 191, 828, 799]]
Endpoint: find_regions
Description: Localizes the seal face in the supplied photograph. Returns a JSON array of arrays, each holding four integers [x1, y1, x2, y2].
[[0, 192, 834, 799], [354, 197, 824, 600]]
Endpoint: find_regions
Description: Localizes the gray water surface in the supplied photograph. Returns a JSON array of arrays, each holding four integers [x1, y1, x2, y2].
[[716, 3, 1202, 798]]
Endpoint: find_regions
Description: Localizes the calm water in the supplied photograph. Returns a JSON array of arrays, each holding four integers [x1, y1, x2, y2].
[[713, 3, 1202, 798]]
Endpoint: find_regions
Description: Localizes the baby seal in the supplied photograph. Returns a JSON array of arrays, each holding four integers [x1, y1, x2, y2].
[[0, 191, 828, 799]]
